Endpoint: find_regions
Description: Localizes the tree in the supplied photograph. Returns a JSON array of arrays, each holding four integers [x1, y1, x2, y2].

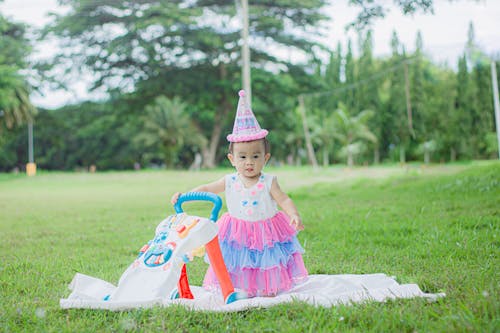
[[357, 30, 381, 163], [0, 124, 24, 171], [0, 15, 35, 132], [284, 107, 306, 166], [465, 22, 495, 157], [425, 66, 456, 163], [386, 31, 409, 163], [452, 54, 473, 160], [324, 42, 342, 112], [344, 39, 357, 112], [411, 31, 425, 140], [311, 111, 337, 167], [326, 42, 342, 90], [416, 140, 436, 164], [29, 108, 71, 170], [137, 96, 206, 168], [331, 104, 377, 166], [471, 60, 494, 156], [357, 31, 380, 112], [43, 0, 329, 168]]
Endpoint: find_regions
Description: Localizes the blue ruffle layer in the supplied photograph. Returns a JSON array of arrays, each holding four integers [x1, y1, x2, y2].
[[216, 238, 305, 270]]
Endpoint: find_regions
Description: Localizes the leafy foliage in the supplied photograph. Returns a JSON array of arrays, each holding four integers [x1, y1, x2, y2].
[[136, 96, 207, 167], [0, 15, 35, 131], [1, 4, 498, 171], [41, 0, 328, 167]]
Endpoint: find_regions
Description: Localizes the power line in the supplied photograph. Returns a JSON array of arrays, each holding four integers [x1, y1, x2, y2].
[[299, 56, 416, 99]]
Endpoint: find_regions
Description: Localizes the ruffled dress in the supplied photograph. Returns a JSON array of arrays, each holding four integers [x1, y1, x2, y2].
[[203, 173, 308, 297]]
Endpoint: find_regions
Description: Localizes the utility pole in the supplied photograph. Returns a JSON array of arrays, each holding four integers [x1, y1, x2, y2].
[[26, 119, 36, 176], [241, 0, 251, 106], [491, 61, 500, 159], [298, 95, 318, 169]]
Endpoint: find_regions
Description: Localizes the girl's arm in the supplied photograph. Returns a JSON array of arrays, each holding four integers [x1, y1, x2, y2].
[[191, 177, 225, 193], [170, 177, 225, 204], [270, 177, 304, 231]]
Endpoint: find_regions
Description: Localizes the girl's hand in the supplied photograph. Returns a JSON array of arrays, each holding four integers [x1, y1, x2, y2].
[[170, 192, 182, 205], [290, 214, 304, 231]]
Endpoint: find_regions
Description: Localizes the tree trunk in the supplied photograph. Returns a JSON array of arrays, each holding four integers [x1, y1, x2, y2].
[[296, 148, 302, 166], [202, 64, 231, 168], [202, 119, 224, 168], [164, 145, 177, 169], [201, 147, 212, 168], [450, 147, 457, 162], [298, 95, 318, 168], [347, 151, 354, 167], [373, 147, 380, 164], [322, 147, 329, 167], [399, 146, 406, 164], [189, 152, 202, 171], [424, 150, 430, 164]]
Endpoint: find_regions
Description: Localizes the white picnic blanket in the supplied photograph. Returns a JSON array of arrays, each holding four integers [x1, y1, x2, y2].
[[60, 273, 444, 312]]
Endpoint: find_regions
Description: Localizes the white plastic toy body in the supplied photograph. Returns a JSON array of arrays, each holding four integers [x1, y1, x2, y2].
[[60, 192, 243, 310], [60, 213, 217, 309], [109, 213, 217, 302]]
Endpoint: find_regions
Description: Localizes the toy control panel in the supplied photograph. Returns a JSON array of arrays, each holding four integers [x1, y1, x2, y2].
[[137, 213, 216, 268]]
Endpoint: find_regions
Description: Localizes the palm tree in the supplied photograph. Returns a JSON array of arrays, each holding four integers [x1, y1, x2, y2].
[[417, 140, 437, 164], [137, 96, 206, 168], [0, 75, 36, 132], [0, 16, 35, 132], [331, 104, 377, 167], [284, 109, 305, 166], [311, 112, 337, 167]]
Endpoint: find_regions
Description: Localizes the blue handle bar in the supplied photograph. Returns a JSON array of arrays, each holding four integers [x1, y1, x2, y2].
[[173, 192, 223, 222]]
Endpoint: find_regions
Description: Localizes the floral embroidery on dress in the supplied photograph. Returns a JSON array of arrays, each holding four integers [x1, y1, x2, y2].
[[225, 172, 278, 222]]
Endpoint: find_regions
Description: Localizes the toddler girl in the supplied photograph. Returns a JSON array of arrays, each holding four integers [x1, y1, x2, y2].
[[171, 90, 308, 297]]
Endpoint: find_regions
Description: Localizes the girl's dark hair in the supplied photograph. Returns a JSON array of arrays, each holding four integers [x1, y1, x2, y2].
[[228, 138, 270, 154]]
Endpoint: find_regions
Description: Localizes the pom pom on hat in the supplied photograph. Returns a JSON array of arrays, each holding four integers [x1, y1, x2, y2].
[[227, 90, 268, 143]]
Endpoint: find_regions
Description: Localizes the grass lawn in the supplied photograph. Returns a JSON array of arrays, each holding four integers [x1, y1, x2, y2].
[[0, 162, 498, 332]]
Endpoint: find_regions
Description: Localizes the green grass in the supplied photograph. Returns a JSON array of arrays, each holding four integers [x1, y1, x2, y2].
[[0, 162, 499, 332]]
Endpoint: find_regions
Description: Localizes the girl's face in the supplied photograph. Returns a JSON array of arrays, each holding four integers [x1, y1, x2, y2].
[[227, 140, 270, 179]]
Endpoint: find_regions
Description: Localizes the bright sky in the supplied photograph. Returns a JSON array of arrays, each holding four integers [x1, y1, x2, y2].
[[1, 0, 499, 109]]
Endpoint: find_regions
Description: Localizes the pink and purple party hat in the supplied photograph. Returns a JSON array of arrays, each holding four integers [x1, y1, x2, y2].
[[227, 90, 268, 143]]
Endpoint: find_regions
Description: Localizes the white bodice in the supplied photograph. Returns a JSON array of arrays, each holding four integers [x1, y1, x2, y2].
[[225, 173, 278, 222]]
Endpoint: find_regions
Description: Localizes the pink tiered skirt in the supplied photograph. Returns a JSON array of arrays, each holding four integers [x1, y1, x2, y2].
[[203, 211, 308, 297]]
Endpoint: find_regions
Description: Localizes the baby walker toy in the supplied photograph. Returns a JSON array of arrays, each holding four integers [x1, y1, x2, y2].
[[60, 192, 243, 309]]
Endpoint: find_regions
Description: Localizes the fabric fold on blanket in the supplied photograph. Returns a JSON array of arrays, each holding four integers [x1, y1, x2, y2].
[[60, 273, 445, 312]]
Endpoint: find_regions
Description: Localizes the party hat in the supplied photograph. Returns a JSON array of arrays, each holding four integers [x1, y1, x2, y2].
[[227, 90, 268, 142]]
